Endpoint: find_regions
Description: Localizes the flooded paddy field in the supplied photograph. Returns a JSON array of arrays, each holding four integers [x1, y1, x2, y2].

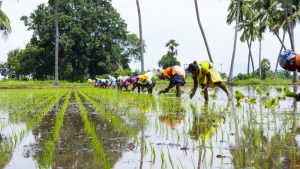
[[1, 86, 300, 169]]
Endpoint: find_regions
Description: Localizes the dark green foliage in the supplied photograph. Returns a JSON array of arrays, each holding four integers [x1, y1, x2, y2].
[[158, 54, 180, 69], [260, 58, 271, 80], [158, 40, 180, 69], [2, 0, 140, 81]]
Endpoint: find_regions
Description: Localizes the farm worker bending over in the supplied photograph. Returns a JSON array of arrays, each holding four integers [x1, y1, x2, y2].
[[116, 76, 124, 90], [157, 65, 185, 97], [108, 76, 117, 88], [121, 76, 131, 91], [279, 50, 300, 71], [128, 76, 140, 91], [137, 72, 156, 94], [186, 61, 231, 102], [279, 50, 300, 99]]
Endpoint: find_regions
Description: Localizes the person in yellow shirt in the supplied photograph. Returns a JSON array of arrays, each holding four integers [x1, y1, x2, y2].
[[157, 65, 186, 97], [186, 61, 231, 102], [137, 72, 156, 94]]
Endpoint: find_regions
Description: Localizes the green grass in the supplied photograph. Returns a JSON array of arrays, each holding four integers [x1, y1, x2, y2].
[[232, 78, 299, 85], [0, 76, 297, 88], [0, 80, 91, 87]]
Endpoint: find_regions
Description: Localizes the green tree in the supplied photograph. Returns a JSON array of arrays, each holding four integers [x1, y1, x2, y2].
[[0, 1, 11, 36], [158, 40, 180, 69], [165, 39, 179, 56], [261, 58, 270, 79], [16, 0, 140, 81], [158, 55, 180, 69]]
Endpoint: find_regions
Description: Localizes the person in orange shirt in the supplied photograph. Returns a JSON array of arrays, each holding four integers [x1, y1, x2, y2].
[[157, 65, 186, 97]]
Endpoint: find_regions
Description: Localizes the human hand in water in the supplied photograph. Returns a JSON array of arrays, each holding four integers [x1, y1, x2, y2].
[[295, 93, 300, 101], [158, 90, 165, 94], [189, 92, 195, 99]]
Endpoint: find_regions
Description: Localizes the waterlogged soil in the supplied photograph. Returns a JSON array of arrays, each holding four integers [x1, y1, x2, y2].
[[0, 86, 300, 169]]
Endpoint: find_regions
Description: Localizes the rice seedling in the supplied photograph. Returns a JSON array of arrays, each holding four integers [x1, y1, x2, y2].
[[275, 86, 282, 93], [247, 97, 256, 104], [75, 91, 110, 169], [283, 86, 296, 97], [235, 90, 244, 103], [255, 87, 263, 95], [78, 90, 138, 138], [149, 143, 156, 162], [167, 148, 175, 169], [209, 93, 217, 99], [41, 91, 71, 169], [263, 98, 277, 109], [160, 149, 166, 169]]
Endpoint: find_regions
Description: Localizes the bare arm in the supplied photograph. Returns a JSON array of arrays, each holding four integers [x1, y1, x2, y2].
[[190, 75, 198, 98], [159, 80, 175, 94]]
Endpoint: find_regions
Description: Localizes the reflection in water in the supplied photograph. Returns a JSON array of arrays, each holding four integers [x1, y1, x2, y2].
[[158, 97, 186, 129], [1, 86, 300, 169], [189, 104, 225, 141]]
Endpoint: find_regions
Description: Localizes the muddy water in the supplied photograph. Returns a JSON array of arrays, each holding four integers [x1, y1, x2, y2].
[[0, 86, 300, 169]]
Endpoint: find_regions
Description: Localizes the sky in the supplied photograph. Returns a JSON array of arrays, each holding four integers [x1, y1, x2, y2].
[[1, 0, 299, 76]]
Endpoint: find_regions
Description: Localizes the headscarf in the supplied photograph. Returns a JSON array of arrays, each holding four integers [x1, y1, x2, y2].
[[279, 50, 296, 68]]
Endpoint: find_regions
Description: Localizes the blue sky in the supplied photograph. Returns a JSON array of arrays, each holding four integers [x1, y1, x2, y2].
[[1, 0, 299, 75]]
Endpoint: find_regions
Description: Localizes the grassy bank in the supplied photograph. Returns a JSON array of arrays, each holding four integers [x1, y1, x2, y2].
[[231, 78, 299, 85], [0, 77, 298, 88], [0, 80, 90, 87]]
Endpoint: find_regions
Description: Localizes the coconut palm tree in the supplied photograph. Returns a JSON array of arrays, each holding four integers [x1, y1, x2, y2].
[[254, 0, 290, 79], [194, 0, 213, 63], [48, 0, 59, 85], [0, 1, 11, 37], [239, 13, 258, 76], [136, 0, 144, 74], [227, 0, 241, 84]]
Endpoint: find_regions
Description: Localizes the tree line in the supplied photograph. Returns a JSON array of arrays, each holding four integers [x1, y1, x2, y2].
[[0, 0, 141, 81], [0, 0, 300, 83]]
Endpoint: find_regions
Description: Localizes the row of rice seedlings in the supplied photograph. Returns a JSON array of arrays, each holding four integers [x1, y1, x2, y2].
[[0, 90, 66, 167], [80, 89, 141, 121], [78, 91, 137, 139], [9, 91, 60, 122], [75, 91, 110, 169], [40, 91, 71, 169], [7, 91, 50, 111]]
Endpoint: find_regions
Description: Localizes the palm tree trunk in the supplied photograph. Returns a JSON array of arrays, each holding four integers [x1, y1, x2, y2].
[[54, 0, 59, 85], [246, 39, 255, 76], [288, 0, 297, 83], [194, 0, 213, 63], [259, 39, 262, 78], [284, 0, 297, 83], [227, 0, 240, 84], [273, 31, 286, 79], [136, 0, 144, 74], [247, 52, 250, 75], [274, 32, 287, 50], [250, 41, 255, 76]]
